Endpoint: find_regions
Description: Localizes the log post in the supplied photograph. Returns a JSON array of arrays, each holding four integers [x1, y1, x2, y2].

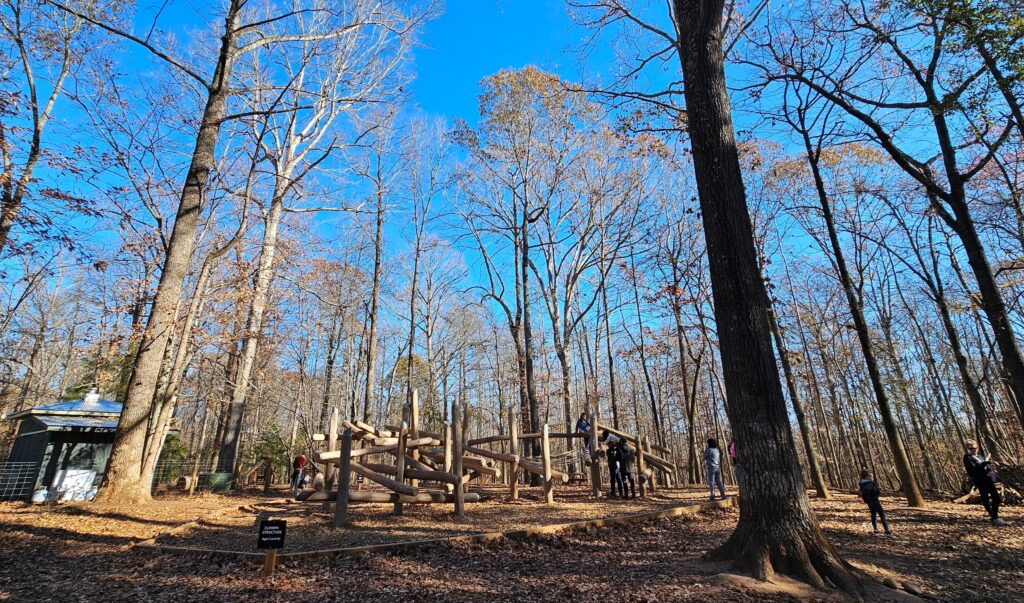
[[636, 430, 648, 498], [542, 423, 554, 505], [188, 456, 201, 496], [410, 390, 420, 489], [325, 407, 339, 487], [452, 405, 465, 516], [394, 421, 408, 516], [262, 549, 277, 576], [333, 428, 353, 527], [643, 435, 657, 494], [590, 414, 602, 497], [443, 422, 454, 493], [509, 411, 520, 500], [263, 456, 273, 493]]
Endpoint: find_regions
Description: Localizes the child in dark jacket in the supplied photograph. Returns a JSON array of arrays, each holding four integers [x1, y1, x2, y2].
[[859, 470, 892, 536]]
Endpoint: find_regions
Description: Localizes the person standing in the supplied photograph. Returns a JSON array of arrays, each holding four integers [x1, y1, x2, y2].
[[963, 440, 1009, 526], [605, 435, 624, 498], [704, 438, 726, 501], [727, 436, 738, 482], [291, 453, 307, 491], [617, 439, 637, 499], [858, 470, 892, 536]]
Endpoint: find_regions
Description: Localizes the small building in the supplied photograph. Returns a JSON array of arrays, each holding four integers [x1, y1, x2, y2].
[[1, 390, 120, 500]]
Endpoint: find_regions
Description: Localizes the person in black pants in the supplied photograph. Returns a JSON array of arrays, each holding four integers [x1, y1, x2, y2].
[[605, 437, 624, 498], [963, 440, 1009, 526], [617, 439, 636, 499], [858, 470, 892, 536]]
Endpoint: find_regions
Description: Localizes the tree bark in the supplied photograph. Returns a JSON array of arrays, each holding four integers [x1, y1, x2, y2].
[[96, 4, 241, 504], [674, 0, 859, 590]]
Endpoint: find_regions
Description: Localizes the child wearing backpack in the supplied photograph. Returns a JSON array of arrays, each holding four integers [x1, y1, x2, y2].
[[859, 470, 892, 536]]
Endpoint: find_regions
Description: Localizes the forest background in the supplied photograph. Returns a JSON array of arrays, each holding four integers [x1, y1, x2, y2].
[[1, 0, 1022, 504]]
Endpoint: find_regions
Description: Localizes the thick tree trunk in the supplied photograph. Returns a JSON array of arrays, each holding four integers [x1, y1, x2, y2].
[[96, 5, 241, 504], [674, 0, 858, 590]]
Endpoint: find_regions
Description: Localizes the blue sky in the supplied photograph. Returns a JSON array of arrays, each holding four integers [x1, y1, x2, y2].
[[410, 1, 604, 124]]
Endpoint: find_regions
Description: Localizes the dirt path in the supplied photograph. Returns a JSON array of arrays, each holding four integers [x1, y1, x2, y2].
[[0, 489, 1019, 602]]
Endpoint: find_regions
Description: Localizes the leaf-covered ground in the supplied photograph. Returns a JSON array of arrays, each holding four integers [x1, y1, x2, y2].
[[0, 487, 1020, 602]]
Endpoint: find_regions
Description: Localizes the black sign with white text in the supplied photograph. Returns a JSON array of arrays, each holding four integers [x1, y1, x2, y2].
[[257, 520, 286, 550]]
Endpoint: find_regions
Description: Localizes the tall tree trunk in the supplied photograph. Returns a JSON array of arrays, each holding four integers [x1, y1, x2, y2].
[[97, 4, 241, 504], [768, 303, 831, 499], [797, 127, 926, 508], [219, 190, 287, 474], [363, 191, 385, 423], [600, 279, 620, 428], [674, 0, 858, 589]]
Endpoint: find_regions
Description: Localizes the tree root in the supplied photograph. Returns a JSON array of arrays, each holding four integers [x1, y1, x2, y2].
[[706, 524, 865, 599]]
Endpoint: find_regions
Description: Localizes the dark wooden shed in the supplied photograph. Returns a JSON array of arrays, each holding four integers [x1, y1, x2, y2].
[[2, 392, 120, 499]]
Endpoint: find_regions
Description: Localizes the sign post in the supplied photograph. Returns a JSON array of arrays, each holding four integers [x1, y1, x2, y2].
[[257, 519, 286, 575]]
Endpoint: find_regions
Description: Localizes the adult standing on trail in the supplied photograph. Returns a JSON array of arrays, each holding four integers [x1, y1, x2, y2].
[[963, 440, 1008, 526], [617, 439, 637, 499], [705, 438, 726, 501], [291, 454, 307, 492], [602, 431, 624, 498]]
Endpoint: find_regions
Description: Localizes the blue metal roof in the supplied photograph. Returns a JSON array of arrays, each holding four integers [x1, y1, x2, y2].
[[37, 416, 119, 430], [30, 399, 121, 415]]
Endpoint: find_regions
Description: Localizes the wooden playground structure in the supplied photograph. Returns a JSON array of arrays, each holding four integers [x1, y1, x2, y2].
[[303, 391, 679, 524]]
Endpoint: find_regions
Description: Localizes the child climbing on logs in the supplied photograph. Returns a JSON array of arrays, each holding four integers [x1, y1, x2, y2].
[[858, 470, 892, 536], [575, 412, 591, 459], [617, 439, 636, 499]]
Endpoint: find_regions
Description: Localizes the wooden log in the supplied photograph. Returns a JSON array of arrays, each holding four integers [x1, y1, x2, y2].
[[519, 459, 569, 483], [365, 459, 462, 486], [384, 424, 442, 441], [334, 428, 353, 527], [453, 405, 465, 516], [352, 491, 481, 504], [468, 434, 510, 446], [342, 420, 373, 439], [636, 430, 648, 498], [509, 412, 520, 500], [394, 422, 408, 516], [643, 436, 657, 493], [325, 408, 340, 487], [519, 432, 585, 440], [542, 424, 554, 505], [443, 422, 454, 493], [643, 452, 675, 473], [410, 390, 420, 490], [300, 490, 482, 504], [349, 461, 417, 496], [590, 414, 602, 496], [188, 456, 201, 496], [462, 456, 500, 477], [464, 445, 519, 464]]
